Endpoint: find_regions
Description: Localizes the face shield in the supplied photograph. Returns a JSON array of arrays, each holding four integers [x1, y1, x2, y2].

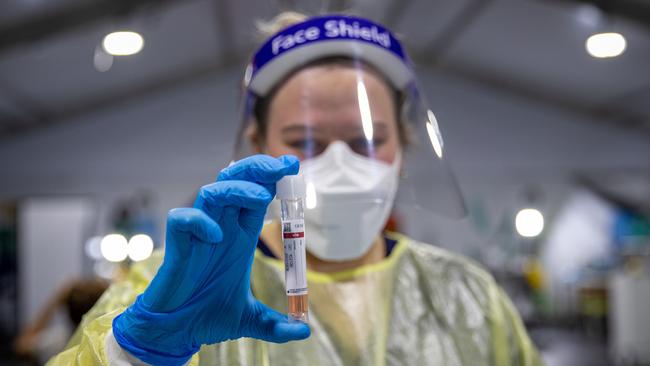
[[234, 15, 465, 258]]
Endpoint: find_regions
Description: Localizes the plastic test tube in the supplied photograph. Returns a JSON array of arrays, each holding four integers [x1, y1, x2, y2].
[[276, 175, 309, 322]]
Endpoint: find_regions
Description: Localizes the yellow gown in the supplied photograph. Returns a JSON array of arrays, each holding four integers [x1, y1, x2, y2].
[[48, 231, 542, 365]]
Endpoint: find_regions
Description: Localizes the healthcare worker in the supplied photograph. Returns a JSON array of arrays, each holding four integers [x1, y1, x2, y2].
[[48, 12, 542, 366]]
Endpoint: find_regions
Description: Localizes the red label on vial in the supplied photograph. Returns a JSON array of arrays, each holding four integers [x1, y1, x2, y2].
[[283, 232, 304, 239]]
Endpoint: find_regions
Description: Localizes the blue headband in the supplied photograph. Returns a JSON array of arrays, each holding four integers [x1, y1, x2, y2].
[[246, 15, 414, 96]]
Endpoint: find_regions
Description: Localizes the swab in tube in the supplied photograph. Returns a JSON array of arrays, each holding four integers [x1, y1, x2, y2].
[[276, 175, 309, 322]]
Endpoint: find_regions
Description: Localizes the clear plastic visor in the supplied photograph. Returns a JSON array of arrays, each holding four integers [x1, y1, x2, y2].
[[235, 59, 466, 219]]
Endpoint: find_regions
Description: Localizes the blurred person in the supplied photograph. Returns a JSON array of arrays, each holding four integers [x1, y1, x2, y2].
[[14, 279, 108, 364], [48, 13, 541, 365], [111, 191, 160, 245]]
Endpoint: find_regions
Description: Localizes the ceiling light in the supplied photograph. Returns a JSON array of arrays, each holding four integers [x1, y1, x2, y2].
[[586, 32, 626, 58], [84, 235, 103, 260], [100, 234, 129, 262], [128, 234, 154, 262], [515, 208, 544, 238], [102, 31, 144, 56]]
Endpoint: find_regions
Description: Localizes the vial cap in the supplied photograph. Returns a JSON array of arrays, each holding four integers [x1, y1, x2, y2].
[[276, 175, 306, 199]]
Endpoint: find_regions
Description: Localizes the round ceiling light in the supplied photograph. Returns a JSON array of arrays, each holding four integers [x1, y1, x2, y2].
[[102, 31, 144, 56], [586, 32, 626, 58]]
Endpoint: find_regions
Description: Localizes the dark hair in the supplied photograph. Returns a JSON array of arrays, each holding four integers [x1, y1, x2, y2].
[[64, 279, 108, 326], [251, 57, 410, 146]]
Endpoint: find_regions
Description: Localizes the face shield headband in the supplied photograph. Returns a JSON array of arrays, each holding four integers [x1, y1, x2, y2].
[[244, 14, 414, 98]]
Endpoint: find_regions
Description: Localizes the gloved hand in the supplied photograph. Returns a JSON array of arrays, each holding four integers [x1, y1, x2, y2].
[[113, 155, 310, 366]]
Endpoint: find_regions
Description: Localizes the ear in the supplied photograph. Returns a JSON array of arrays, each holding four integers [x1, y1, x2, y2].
[[246, 123, 264, 154]]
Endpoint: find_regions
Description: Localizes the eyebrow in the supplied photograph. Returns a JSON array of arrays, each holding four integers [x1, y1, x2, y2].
[[280, 125, 324, 134]]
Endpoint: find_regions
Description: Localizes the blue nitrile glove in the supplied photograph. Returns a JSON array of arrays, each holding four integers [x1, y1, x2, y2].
[[113, 155, 310, 366]]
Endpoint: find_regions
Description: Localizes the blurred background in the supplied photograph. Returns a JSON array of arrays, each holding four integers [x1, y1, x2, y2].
[[0, 0, 649, 365]]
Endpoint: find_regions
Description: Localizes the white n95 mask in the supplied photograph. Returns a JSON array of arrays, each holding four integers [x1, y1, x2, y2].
[[300, 141, 401, 262]]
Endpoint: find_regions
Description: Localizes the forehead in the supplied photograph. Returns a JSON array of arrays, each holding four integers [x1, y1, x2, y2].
[[268, 64, 396, 128]]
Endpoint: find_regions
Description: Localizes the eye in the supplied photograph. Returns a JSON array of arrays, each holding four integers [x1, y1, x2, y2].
[[348, 137, 386, 156], [286, 139, 310, 150], [286, 139, 327, 157]]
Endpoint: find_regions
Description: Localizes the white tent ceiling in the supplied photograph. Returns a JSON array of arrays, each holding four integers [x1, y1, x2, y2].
[[0, 0, 649, 139]]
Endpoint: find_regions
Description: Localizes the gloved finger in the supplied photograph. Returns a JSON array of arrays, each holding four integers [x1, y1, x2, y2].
[[238, 207, 267, 233], [220, 206, 241, 233], [244, 300, 311, 343], [194, 180, 273, 222], [167, 208, 223, 243], [143, 208, 222, 311], [217, 155, 299, 191]]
